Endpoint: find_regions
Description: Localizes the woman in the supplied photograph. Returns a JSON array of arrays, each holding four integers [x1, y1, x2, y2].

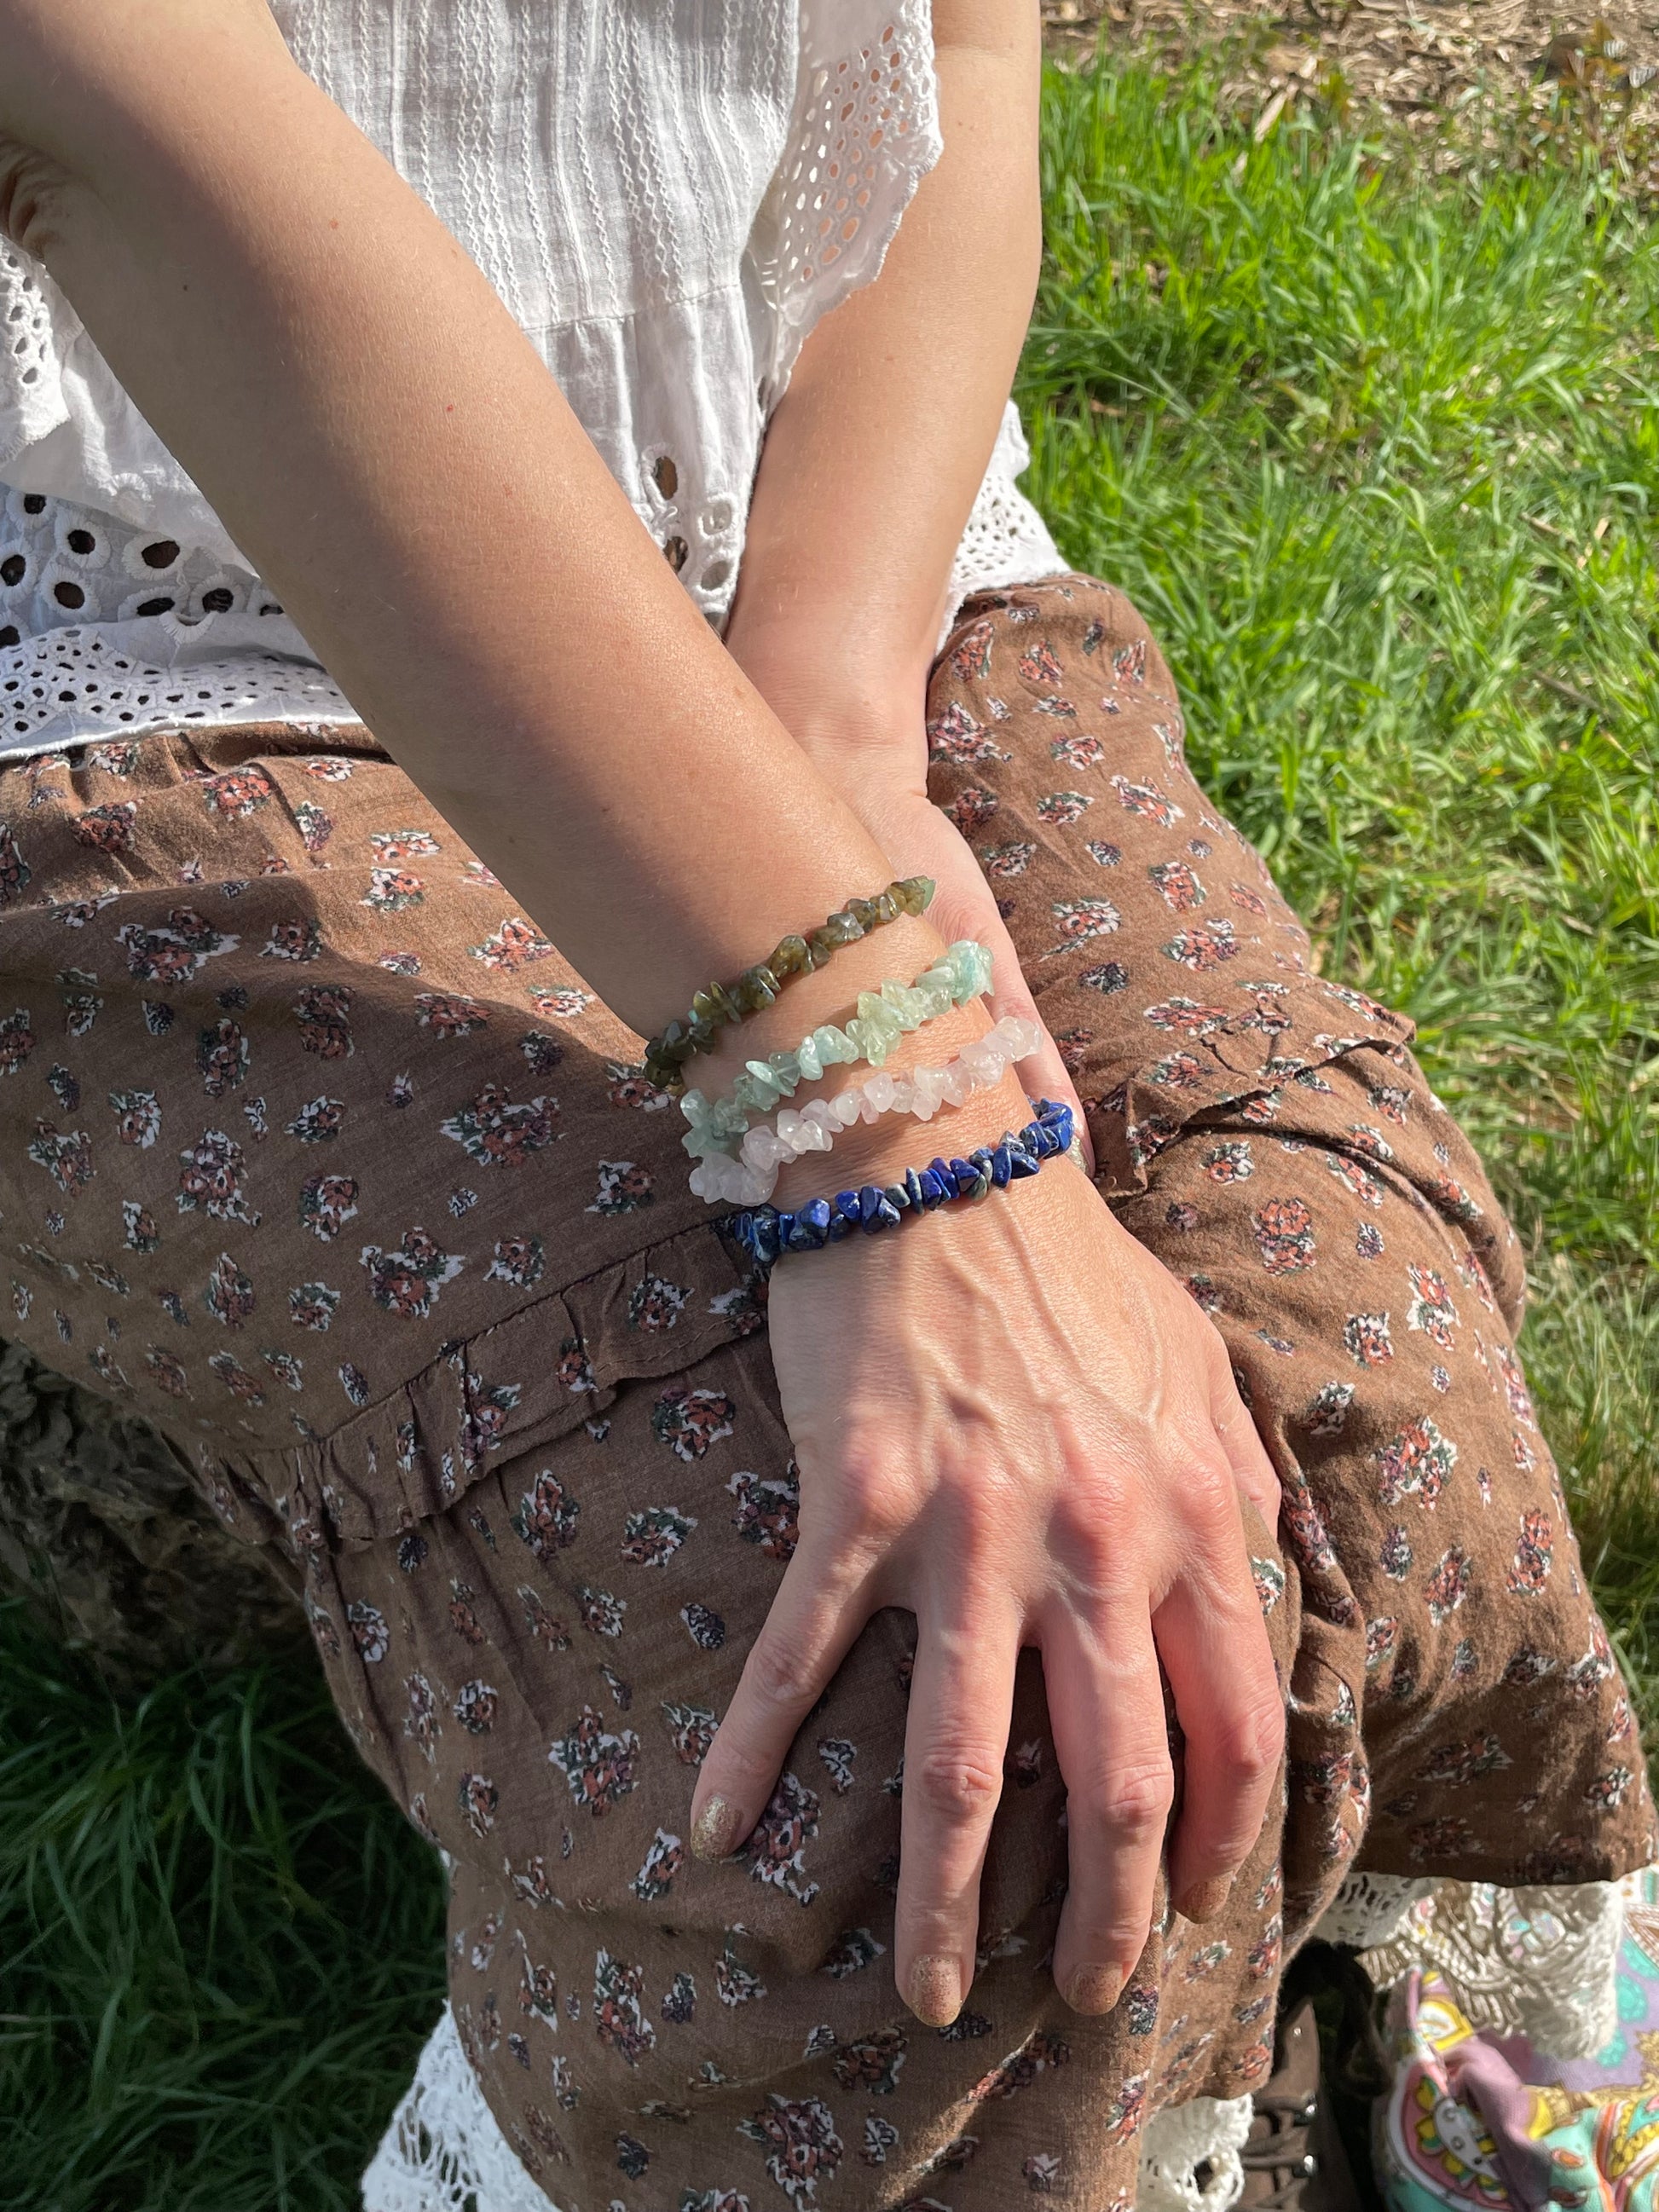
[[0, 4, 1647, 2208]]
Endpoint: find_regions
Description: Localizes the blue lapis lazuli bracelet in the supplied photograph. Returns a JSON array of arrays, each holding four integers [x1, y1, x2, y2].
[[728, 1100, 1074, 1269]]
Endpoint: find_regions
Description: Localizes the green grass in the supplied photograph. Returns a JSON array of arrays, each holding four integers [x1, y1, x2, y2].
[[3, 44, 1658, 2207], [1018, 50, 1659, 1717]]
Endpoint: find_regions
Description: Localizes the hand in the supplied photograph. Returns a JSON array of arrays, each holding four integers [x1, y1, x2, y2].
[[689, 1132, 1284, 2026]]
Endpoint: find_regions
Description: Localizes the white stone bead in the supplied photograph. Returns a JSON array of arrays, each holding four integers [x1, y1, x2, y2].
[[831, 1091, 863, 1129], [865, 1072, 896, 1113], [941, 1061, 974, 1107]]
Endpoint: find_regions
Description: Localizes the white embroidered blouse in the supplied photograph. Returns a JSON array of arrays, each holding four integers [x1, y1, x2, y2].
[[0, 0, 1065, 754]]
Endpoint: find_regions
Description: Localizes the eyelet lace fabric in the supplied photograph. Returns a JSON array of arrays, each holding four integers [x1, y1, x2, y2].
[[0, 487, 357, 748]]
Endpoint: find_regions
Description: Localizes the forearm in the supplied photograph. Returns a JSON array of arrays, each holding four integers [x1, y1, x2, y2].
[[3, 3, 905, 1036], [723, 0, 1043, 754]]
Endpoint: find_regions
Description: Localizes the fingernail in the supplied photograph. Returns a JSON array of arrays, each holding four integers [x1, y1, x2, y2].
[[1065, 1963, 1124, 2015], [907, 1954, 962, 2026], [1176, 1875, 1233, 1924], [690, 1795, 742, 1861]]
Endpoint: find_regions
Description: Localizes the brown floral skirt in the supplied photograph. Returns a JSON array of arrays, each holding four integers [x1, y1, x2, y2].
[[0, 574, 1648, 2211]]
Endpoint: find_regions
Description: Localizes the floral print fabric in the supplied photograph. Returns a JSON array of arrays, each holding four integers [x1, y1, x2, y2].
[[0, 573, 1647, 2212]]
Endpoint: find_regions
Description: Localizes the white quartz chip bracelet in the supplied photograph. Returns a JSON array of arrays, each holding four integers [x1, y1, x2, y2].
[[688, 1014, 1042, 1207]]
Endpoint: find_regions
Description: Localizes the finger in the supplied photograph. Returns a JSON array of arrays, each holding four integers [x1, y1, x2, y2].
[[689, 1538, 872, 1861], [984, 923, 1095, 1175], [1209, 1356, 1281, 1528], [1043, 1599, 1175, 2016], [893, 1600, 1020, 2028], [1154, 1464, 1285, 1926]]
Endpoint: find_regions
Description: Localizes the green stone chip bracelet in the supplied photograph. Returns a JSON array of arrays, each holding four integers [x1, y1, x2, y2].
[[642, 875, 934, 1094]]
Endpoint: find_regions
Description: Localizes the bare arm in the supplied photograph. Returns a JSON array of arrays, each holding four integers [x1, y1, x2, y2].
[[726, 0, 1043, 741], [724, 0, 1087, 1128]]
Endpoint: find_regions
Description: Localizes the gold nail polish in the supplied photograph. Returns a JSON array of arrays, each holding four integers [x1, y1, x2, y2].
[[690, 1795, 741, 1861], [1176, 1874, 1233, 1924], [1065, 1963, 1124, 2015], [907, 1954, 962, 2026]]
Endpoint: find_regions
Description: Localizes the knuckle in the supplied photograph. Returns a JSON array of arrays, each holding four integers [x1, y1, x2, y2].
[[1095, 1758, 1176, 1845], [747, 1630, 818, 1719], [912, 1739, 1005, 1822], [1214, 1692, 1286, 1791], [827, 1441, 909, 1544]]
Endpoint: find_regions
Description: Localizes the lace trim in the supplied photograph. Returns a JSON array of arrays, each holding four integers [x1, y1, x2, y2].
[[1355, 1878, 1626, 2060], [0, 625, 358, 753], [0, 245, 65, 466], [364, 2006, 1255, 2212], [1313, 1869, 1439, 1950], [361, 2005, 558, 2212], [751, 0, 943, 416], [1139, 2093, 1255, 2212], [938, 401, 1069, 649]]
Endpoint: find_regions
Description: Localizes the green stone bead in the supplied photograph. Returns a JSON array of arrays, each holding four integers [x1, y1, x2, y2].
[[736, 966, 778, 1012], [854, 992, 903, 1042], [768, 934, 810, 978], [685, 1016, 718, 1052], [812, 1024, 858, 1066], [690, 988, 722, 1025], [899, 875, 935, 915], [795, 1033, 824, 1082], [819, 911, 863, 949], [873, 889, 901, 925], [879, 980, 928, 1028], [847, 1019, 890, 1068], [845, 896, 879, 933], [767, 1050, 802, 1095], [743, 1058, 787, 1104]]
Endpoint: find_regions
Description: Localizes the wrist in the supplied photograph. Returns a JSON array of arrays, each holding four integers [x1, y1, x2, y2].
[[721, 624, 933, 782]]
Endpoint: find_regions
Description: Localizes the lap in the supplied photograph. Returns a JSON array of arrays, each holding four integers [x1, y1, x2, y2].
[[0, 577, 1648, 2211]]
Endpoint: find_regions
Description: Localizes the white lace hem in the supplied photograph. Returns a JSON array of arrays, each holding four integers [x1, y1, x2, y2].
[[363, 2005, 1254, 2212], [1139, 2093, 1255, 2212], [0, 618, 359, 755], [939, 398, 1070, 648], [362, 2006, 558, 2212]]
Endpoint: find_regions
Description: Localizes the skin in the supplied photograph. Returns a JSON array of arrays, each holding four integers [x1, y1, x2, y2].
[[0, 0, 1285, 2029]]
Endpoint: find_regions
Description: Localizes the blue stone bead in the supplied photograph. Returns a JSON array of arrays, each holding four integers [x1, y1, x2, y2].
[[928, 1158, 958, 1199], [903, 1167, 927, 1212], [948, 1158, 977, 1190], [858, 1183, 884, 1227], [753, 1216, 783, 1268], [834, 1190, 863, 1230], [799, 1197, 834, 1242], [826, 1209, 855, 1243], [916, 1167, 947, 1208], [885, 1182, 911, 1214], [1029, 1121, 1057, 1158], [989, 1142, 1013, 1188], [1007, 1141, 1040, 1180], [787, 1210, 826, 1252]]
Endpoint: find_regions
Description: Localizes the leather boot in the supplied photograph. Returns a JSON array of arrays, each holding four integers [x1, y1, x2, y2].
[[1237, 1997, 1361, 2212]]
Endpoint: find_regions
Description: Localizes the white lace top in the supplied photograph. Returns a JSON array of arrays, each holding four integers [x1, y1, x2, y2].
[[0, 0, 1065, 754]]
